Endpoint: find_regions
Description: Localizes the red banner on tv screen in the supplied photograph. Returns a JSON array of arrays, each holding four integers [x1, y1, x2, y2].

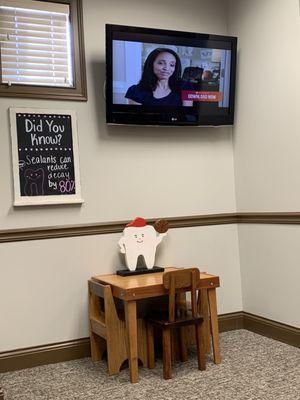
[[181, 91, 223, 102]]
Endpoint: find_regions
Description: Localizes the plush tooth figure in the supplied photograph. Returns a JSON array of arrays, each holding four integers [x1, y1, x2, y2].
[[118, 217, 168, 271]]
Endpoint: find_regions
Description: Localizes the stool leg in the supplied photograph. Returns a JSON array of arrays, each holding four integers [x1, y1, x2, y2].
[[162, 328, 172, 379], [90, 333, 106, 362]]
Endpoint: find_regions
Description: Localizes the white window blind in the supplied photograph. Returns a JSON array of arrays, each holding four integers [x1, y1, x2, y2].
[[0, 0, 73, 87]]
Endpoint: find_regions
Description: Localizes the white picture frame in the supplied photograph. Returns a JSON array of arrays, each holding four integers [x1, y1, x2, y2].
[[9, 107, 84, 206]]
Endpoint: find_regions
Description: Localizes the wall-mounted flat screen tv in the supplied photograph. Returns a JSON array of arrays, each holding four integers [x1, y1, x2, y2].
[[106, 24, 237, 126]]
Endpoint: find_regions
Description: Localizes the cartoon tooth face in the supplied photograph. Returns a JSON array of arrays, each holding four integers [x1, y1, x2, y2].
[[134, 232, 145, 244], [118, 217, 167, 271], [24, 168, 45, 196]]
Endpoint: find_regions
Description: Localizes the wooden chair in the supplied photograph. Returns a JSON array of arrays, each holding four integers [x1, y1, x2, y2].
[[146, 268, 206, 379], [88, 280, 148, 375]]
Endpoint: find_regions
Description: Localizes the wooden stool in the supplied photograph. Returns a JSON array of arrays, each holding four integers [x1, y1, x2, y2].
[[88, 280, 148, 375]]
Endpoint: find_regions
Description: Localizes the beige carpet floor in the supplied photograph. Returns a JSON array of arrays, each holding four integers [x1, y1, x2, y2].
[[1, 330, 299, 400]]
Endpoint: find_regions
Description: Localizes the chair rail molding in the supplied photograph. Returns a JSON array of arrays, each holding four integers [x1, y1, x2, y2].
[[2, 212, 300, 243]]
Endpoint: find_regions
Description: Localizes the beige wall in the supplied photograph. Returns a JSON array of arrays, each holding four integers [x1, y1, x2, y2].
[[0, 225, 242, 351], [0, 0, 243, 351], [237, 224, 300, 327], [229, 0, 300, 211], [2, 0, 299, 353], [0, 0, 237, 231], [229, 0, 300, 327]]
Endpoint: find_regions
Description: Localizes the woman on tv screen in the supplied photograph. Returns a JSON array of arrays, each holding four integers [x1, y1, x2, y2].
[[125, 48, 193, 107]]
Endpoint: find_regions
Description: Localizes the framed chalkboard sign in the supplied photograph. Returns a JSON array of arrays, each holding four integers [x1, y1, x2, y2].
[[9, 108, 83, 206]]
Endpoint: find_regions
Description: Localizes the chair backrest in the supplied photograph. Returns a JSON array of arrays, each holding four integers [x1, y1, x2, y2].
[[163, 268, 200, 322]]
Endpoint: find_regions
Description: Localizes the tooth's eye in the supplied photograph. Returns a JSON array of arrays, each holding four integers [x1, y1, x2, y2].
[[134, 235, 137, 238], [142, 234, 144, 237]]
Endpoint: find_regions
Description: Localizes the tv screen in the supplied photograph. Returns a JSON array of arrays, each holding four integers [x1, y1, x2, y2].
[[106, 24, 237, 126]]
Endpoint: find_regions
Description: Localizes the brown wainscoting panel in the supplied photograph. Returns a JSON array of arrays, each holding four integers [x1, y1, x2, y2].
[[243, 312, 300, 348], [0, 213, 237, 243], [0, 338, 90, 373]]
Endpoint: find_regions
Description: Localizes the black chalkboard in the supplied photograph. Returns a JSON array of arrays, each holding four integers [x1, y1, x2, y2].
[[10, 109, 83, 206]]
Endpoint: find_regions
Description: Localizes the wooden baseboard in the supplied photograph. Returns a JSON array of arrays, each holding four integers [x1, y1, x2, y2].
[[0, 312, 298, 373], [0, 338, 90, 373], [218, 311, 244, 332], [243, 312, 300, 348]]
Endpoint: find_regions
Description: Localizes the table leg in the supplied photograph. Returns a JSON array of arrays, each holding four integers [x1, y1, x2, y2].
[[199, 289, 211, 354], [124, 300, 138, 383], [207, 288, 221, 364]]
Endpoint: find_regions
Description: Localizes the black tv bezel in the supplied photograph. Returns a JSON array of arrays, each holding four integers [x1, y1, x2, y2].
[[106, 24, 237, 127]]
